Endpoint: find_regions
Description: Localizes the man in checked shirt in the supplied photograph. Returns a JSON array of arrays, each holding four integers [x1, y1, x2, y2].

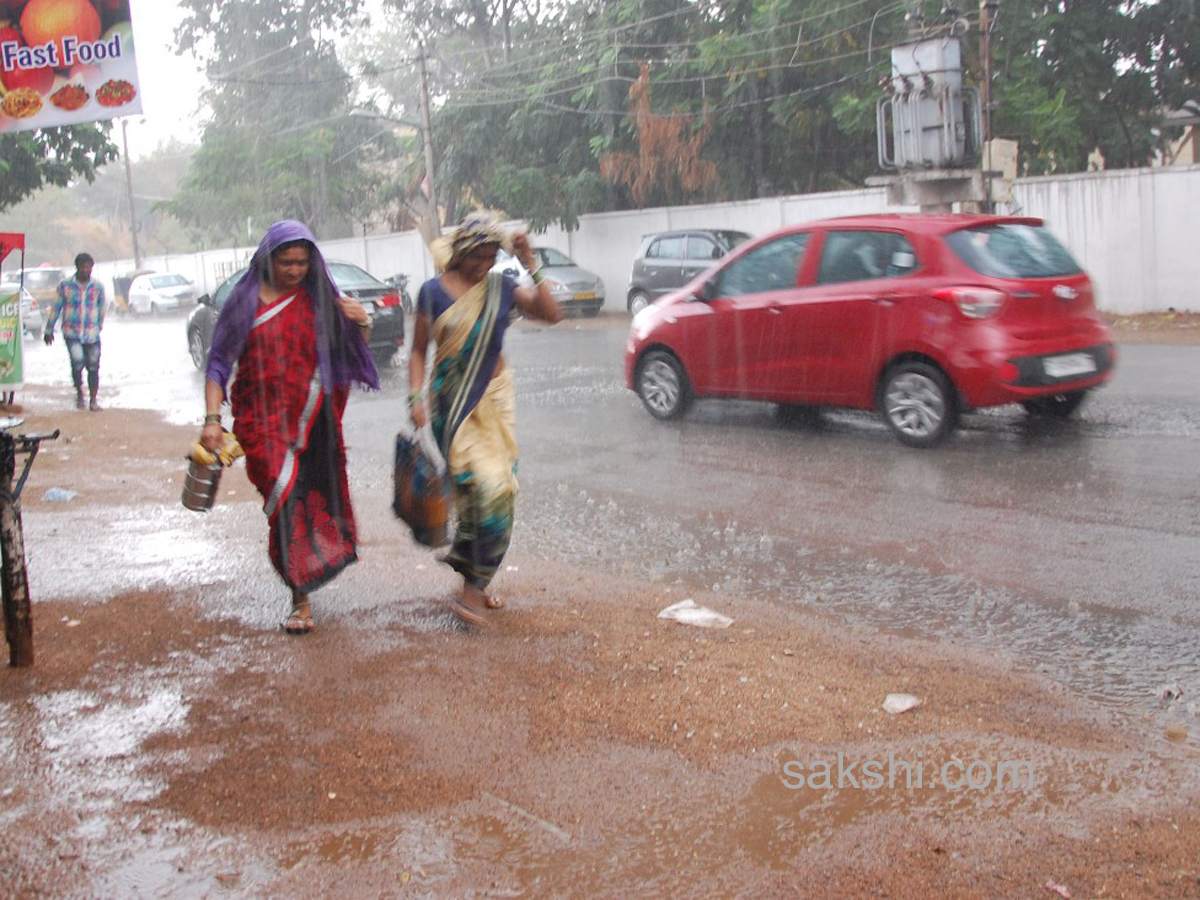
[[45, 252, 107, 411]]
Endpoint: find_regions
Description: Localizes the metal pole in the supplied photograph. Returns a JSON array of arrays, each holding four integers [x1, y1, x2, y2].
[[121, 119, 143, 268], [417, 46, 439, 230]]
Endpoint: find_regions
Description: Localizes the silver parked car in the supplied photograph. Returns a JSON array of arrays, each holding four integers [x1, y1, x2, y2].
[[494, 247, 605, 317]]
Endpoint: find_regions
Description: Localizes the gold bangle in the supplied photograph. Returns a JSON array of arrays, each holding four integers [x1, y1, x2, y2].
[[204, 413, 221, 425]]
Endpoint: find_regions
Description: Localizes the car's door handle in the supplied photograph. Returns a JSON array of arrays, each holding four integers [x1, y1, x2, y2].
[[767, 306, 783, 315]]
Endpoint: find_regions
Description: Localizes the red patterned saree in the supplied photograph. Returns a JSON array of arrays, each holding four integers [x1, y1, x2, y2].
[[229, 288, 357, 592]]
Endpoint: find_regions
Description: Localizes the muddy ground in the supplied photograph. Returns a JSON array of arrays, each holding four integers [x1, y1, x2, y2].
[[1, 317, 1199, 897]]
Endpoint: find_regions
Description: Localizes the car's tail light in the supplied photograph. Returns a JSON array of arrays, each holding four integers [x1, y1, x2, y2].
[[377, 292, 401, 308], [935, 287, 1006, 319]]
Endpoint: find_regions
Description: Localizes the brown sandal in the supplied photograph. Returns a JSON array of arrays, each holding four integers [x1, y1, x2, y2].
[[483, 592, 504, 610], [450, 585, 489, 628]]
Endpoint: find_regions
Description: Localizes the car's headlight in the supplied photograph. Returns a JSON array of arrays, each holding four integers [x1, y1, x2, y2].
[[632, 305, 657, 338]]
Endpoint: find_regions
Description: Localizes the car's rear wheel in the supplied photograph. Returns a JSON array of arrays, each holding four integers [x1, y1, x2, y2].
[[637, 350, 692, 420], [188, 329, 207, 370], [1021, 390, 1088, 419], [628, 291, 651, 316], [583, 305, 601, 318], [881, 361, 958, 448]]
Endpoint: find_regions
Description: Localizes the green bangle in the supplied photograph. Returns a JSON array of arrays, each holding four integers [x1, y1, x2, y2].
[[531, 268, 545, 285], [204, 413, 221, 425], [407, 390, 423, 406]]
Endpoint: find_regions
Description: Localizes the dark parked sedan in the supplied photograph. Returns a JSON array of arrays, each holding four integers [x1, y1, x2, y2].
[[187, 261, 406, 371]]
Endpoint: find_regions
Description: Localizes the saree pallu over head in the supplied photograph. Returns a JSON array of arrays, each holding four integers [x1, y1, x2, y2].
[[205, 219, 379, 394]]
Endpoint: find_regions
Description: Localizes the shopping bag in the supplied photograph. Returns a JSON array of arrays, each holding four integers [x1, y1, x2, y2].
[[392, 424, 450, 547]]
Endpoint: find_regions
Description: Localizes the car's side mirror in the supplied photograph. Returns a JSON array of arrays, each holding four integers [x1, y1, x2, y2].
[[197, 293, 212, 307], [695, 279, 718, 302]]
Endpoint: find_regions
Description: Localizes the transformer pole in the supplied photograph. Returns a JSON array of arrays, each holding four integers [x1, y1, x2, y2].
[[980, 0, 998, 143]]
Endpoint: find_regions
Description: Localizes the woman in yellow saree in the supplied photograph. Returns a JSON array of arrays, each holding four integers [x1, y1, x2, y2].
[[408, 211, 563, 626]]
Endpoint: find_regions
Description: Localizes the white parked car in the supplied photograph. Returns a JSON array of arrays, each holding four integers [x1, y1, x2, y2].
[[128, 273, 198, 315]]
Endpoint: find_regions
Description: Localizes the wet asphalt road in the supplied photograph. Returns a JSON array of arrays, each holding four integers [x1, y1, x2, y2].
[[20, 312, 1200, 720]]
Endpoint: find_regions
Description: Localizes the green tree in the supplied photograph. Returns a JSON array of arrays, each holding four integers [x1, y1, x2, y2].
[[163, 0, 381, 243], [0, 126, 119, 214]]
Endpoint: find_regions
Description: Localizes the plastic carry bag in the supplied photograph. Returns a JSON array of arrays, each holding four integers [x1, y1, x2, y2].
[[392, 423, 450, 547]]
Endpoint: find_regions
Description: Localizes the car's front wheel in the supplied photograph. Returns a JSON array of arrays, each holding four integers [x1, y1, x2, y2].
[[881, 361, 958, 448], [637, 350, 692, 420], [1021, 390, 1089, 419], [188, 328, 207, 370], [628, 291, 651, 316]]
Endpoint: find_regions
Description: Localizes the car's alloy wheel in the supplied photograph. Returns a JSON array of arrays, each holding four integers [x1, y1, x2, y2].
[[1021, 390, 1088, 418], [188, 329, 206, 370], [628, 291, 651, 315], [637, 350, 692, 420], [881, 362, 957, 447]]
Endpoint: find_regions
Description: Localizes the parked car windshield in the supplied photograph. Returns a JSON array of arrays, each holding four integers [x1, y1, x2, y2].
[[150, 274, 190, 288], [22, 270, 63, 290], [533, 247, 574, 267], [945, 223, 1082, 279], [328, 262, 383, 289]]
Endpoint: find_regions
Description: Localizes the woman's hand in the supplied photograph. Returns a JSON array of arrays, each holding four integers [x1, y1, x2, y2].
[[410, 399, 428, 428], [200, 422, 223, 452], [338, 295, 371, 328], [511, 231, 537, 273]]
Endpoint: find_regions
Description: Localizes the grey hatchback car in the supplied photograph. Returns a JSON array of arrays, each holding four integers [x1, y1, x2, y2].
[[626, 229, 751, 314]]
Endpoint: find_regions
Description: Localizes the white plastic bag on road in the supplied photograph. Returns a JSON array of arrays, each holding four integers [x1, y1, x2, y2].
[[882, 693, 922, 714], [657, 599, 733, 629]]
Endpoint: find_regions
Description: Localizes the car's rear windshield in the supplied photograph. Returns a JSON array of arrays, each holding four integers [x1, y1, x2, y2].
[[945, 223, 1082, 279], [329, 263, 382, 289], [716, 231, 752, 252], [150, 274, 189, 288]]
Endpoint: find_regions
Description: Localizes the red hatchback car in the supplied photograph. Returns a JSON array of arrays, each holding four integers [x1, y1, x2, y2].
[[624, 214, 1116, 447]]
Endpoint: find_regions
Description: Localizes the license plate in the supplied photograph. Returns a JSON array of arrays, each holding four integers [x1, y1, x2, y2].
[[573, 292, 596, 301], [1043, 353, 1096, 378]]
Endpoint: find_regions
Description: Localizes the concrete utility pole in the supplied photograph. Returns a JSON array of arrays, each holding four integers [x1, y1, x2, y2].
[[417, 45, 439, 230], [120, 119, 142, 269]]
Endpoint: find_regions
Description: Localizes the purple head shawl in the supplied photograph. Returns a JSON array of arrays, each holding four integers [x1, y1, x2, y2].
[[205, 220, 380, 393]]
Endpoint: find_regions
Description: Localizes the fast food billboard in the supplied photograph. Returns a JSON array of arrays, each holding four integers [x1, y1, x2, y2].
[[0, 0, 141, 134]]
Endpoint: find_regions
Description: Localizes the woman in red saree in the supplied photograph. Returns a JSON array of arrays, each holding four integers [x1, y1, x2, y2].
[[198, 221, 379, 634]]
